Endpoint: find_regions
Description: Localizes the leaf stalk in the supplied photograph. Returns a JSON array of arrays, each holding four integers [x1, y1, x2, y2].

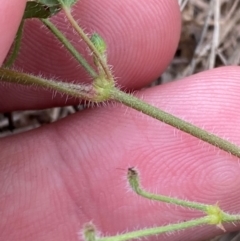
[[41, 18, 98, 78], [60, 4, 113, 82]]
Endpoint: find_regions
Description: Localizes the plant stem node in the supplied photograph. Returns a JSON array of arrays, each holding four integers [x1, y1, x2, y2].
[[93, 76, 115, 101]]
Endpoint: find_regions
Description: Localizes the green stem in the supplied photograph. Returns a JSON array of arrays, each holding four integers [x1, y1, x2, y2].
[[41, 18, 97, 79], [224, 214, 240, 222], [83, 210, 240, 241], [128, 168, 209, 212], [0, 68, 95, 100], [111, 88, 240, 159], [128, 167, 240, 227], [4, 20, 25, 67], [98, 212, 240, 241], [61, 4, 113, 81], [98, 217, 209, 241]]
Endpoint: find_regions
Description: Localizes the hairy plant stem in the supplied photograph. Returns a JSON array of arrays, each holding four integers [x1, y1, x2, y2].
[[0, 68, 94, 99], [2, 62, 240, 160], [84, 168, 240, 241], [111, 88, 240, 159], [41, 18, 98, 79], [4, 20, 24, 68], [88, 213, 240, 241], [85, 217, 211, 241], [127, 167, 240, 229], [44, 2, 240, 159], [60, 4, 113, 82], [127, 168, 209, 211]]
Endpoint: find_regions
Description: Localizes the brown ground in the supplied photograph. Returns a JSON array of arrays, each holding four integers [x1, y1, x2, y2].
[[0, 0, 240, 240]]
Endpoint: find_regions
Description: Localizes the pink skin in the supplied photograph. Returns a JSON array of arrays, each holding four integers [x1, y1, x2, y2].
[[0, 0, 240, 240]]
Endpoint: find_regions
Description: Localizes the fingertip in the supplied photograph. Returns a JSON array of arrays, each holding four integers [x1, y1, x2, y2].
[[80, 0, 182, 88], [0, 0, 27, 65]]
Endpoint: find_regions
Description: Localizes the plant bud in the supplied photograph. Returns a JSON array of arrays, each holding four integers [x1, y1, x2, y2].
[[90, 33, 107, 54]]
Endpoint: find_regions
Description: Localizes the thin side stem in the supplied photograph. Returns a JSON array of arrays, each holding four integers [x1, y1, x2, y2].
[[128, 168, 209, 212], [98, 212, 240, 241], [99, 217, 209, 241], [4, 20, 25, 68], [41, 18, 97, 78], [222, 213, 240, 222], [0, 68, 94, 100], [111, 88, 240, 159], [61, 5, 113, 81]]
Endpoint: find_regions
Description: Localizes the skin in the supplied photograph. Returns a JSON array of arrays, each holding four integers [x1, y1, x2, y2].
[[0, 0, 240, 240]]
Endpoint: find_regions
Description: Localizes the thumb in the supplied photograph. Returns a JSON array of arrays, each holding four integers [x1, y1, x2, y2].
[[0, 0, 26, 66]]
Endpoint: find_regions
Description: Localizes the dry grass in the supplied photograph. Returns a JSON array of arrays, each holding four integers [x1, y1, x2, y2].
[[1, 0, 240, 240], [162, 0, 240, 83]]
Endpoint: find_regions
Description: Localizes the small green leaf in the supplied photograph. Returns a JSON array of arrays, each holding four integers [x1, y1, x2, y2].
[[24, 1, 61, 19]]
